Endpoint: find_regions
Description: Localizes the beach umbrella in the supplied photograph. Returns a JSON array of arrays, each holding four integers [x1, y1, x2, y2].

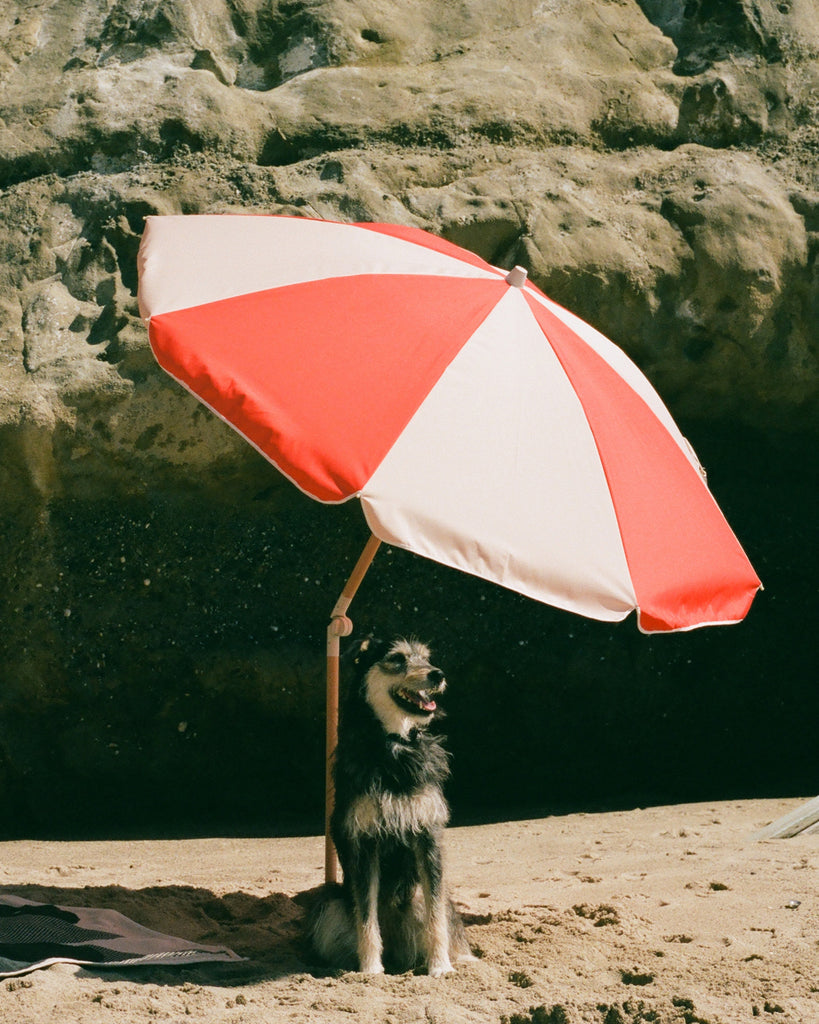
[[137, 214, 761, 877]]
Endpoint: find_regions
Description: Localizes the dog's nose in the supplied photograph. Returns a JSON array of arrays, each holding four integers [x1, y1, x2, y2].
[[427, 668, 444, 686]]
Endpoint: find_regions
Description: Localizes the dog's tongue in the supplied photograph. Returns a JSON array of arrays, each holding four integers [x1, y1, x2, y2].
[[409, 689, 436, 712]]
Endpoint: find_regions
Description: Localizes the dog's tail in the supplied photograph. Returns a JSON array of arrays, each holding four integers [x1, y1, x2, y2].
[[307, 883, 358, 970]]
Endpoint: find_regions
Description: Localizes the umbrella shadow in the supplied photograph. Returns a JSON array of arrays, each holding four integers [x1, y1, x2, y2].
[[0, 882, 326, 985]]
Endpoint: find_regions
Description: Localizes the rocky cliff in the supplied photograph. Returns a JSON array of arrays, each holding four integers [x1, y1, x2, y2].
[[1, 0, 816, 837]]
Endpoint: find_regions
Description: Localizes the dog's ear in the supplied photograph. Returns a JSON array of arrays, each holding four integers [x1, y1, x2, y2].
[[344, 634, 389, 673]]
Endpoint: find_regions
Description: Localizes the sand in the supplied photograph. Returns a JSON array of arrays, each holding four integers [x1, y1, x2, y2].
[[1, 798, 816, 1024]]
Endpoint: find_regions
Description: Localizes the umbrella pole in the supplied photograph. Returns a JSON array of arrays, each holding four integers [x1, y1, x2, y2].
[[325, 532, 382, 884]]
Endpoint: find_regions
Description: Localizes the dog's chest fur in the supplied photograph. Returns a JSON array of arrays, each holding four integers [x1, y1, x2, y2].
[[333, 708, 451, 839], [346, 783, 449, 837]]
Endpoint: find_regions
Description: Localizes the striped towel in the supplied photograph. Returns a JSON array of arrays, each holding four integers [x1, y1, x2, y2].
[[0, 895, 242, 977]]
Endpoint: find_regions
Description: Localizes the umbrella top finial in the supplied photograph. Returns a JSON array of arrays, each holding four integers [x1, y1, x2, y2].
[[505, 266, 528, 288]]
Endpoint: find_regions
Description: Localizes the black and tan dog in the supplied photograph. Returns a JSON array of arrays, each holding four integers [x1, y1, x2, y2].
[[309, 636, 472, 976]]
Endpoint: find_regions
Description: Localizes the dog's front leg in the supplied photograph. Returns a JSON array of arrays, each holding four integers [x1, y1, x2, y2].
[[415, 829, 453, 977], [350, 837, 384, 974]]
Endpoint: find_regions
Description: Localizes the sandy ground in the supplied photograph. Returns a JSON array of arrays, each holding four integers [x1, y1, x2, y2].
[[0, 798, 817, 1024]]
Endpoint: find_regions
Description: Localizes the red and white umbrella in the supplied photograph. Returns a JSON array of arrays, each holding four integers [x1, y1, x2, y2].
[[138, 214, 761, 880], [138, 214, 760, 634]]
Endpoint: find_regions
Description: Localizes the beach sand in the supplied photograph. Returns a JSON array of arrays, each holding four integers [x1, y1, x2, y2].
[[1, 797, 816, 1023]]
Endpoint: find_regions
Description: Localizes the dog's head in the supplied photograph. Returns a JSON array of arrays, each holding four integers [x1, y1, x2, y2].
[[347, 636, 446, 737]]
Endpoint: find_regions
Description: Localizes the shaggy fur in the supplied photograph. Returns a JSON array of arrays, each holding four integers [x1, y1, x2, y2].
[[309, 636, 472, 977]]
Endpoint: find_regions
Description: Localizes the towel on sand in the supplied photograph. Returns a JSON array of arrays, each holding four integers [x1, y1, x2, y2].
[[0, 895, 243, 977]]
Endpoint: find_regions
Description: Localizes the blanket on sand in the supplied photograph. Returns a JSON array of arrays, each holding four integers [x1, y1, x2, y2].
[[0, 895, 242, 977]]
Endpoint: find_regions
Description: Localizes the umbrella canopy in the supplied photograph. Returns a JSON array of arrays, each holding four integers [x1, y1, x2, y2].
[[137, 214, 760, 634]]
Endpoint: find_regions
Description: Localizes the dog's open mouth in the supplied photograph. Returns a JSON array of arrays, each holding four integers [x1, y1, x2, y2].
[[392, 686, 439, 715]]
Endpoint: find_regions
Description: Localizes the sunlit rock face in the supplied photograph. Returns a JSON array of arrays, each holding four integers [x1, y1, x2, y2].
[[0, 0, 816, 837]]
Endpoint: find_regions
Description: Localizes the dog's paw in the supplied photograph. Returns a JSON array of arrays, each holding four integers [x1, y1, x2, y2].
[[358, 957, 385, 975], [428, 956, 454, 978]]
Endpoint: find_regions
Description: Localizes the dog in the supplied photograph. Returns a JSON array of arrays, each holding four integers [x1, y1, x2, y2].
[[309, 636, 472, 977]]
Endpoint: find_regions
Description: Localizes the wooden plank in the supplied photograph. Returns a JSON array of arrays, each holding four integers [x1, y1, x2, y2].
[[751, 796, 819, 839]]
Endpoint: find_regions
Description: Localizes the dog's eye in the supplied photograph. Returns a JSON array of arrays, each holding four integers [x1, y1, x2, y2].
[[382, 652, 406, 671]]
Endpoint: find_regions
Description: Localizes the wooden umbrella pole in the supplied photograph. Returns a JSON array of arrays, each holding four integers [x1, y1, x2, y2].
[[325, 532, 382, 884]]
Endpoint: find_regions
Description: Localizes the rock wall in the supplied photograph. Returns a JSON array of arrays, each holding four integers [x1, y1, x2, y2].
[[0, 0, 817, 836]]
